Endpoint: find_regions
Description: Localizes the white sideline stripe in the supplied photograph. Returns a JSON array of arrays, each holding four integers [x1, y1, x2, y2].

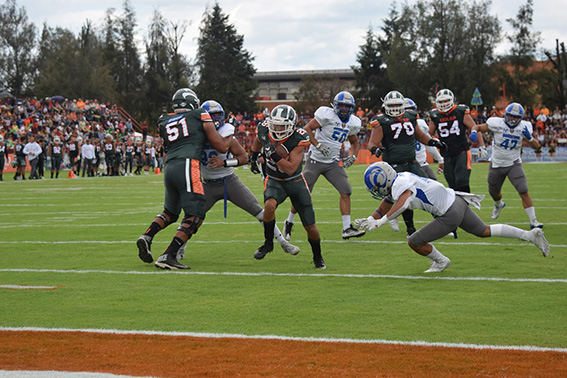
[[2, 268, 566, 283], [0, 326, 565, 353], [0, 239, 565, 248], [0, 285, 59, 290]]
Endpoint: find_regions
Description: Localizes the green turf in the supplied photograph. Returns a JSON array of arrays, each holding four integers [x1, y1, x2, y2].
[[0, 163, 566, 348]]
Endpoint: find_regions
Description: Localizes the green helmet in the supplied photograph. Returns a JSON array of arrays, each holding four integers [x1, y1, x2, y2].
[[172, 88, 200, 113]]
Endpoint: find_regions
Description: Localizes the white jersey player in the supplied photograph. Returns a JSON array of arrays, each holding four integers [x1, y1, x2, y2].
[[354, 162, 550, 273], [284, 91, 366, 240], [177, 100, 300, 259], [472, 102, 543, 229]]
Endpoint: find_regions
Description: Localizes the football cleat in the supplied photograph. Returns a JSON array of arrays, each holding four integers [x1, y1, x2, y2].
[[530, 221, 544, 229], [342, 225, 366, 239], [283, 220, 294, 241], [136, 235, 153, 263], [253, 243, 273, 260], [313, 253, 326, 269], [491, 201, 506, 219], [154, 254, 190, 270], [280, 240, 300, 255], [530, 228, 550, 257], [424, 256, 451, 273]]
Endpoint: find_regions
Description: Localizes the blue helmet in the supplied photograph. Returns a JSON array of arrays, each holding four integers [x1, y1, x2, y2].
[[363, 162, 397, 200], [202, 100, 225, 128], [404, 98, 417, 111], [333, 91, 356, 123], [504, 102, 524, 128]]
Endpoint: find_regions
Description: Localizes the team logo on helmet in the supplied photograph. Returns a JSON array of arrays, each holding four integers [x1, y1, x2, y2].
[[202, 100, 225, 128], [268, 105, 297, 141], [382, 91, 406, 117], [504, 102, 525, 128], [172, 88, 200, 113], [333, 91, 356, 123], [435, 89, 455, 113], [363, 162, 397, 200]]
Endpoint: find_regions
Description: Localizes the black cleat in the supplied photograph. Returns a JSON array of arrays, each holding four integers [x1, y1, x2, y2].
[[406, 227, 416, 238], [313, 253, 326, 269], [254, 243, 273, 260], [154, 254, 190, 270], [136, 235, 153, 263], [283, 221, 294, 241]]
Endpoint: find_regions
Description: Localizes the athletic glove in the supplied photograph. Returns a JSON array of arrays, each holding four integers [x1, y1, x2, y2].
[[428, 138, 448, 154], [315, 143, 332, 157], [369, 146, 383, 158], [354, 216, 388, 232], [469, 130, 478, 143], [522, 127, 534, 142], [249, 152, 261, 174], [343, 155, 356, 169], [479, 146, 488, 160]]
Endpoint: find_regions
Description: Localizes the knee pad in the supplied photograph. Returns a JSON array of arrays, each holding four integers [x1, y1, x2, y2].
[[157, 209, 179, 227], [177, 216, 202, 238]]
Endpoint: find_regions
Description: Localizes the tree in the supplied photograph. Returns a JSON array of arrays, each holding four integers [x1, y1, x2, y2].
[[294, 74, 346, 115], [0, 0, 37, 96], [352, 26, 391, 112], [542, 40, 567, 108], [195, 2, 257, 114], [34, 22, 116, 101], [499, 0, 542, 106]]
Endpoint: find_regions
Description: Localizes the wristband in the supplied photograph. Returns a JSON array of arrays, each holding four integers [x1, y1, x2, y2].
[[270, 153, 282, 163], [251, 151, 259, 161], [370, 146, 378, 155], [224, 158, 238, 167]]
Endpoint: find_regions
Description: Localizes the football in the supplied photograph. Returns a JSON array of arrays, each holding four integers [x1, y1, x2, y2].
[[275, 143, 289, 159]]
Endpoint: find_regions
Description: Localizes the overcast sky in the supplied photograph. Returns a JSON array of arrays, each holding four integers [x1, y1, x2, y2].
[[17, 0, 567, 72]]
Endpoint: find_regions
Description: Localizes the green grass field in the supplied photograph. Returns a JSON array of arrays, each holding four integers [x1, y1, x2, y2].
[[1, 162, 566, 349]]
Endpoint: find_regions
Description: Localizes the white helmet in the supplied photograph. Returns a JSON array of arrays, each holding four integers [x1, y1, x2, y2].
[[268, 105, 297, 141], [435, 89, 455, 113], [363, 162, 397, 200], [53, 136, 61, 144], [77, 136, 83, 143], [0, 135, 4, 142], [382, 91, 406, 117]]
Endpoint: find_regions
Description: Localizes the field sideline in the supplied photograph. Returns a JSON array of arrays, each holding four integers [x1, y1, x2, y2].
[[0, 162, 566, 376]]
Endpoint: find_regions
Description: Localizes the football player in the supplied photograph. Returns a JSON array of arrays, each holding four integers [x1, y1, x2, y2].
[[367, 90, 447, 237], [0, 134, 7, 181], [103, 134, 114, 176], [176, 100, 300, 260], [250, 104, 326, 269], [282, 91, 365, 241], [471, 102, 543, 229], [124, 138, 135, 176], [355, 162, 550, 273], [49, 136, 63, 179], [136, 88, 230, 270], [428, 89, 487, 193]]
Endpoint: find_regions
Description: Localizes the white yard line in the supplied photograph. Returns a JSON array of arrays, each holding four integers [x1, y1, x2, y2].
[[1, 268, 566, 283], [0, 326, 565, 353]]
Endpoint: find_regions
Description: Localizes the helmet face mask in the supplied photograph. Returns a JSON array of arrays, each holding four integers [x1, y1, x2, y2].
[[268, 105, 297, 141], [382, 91, 406, 117], [333, 91, 355, 122], [364, 162, 397, 200], [435, 89, 455, 113], [504, 102, 524, 128], [172, 88, 200, 113], [202, 100, 225, 129]]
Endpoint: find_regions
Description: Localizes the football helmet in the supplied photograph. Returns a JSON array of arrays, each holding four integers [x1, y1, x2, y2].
[[53, 136, 61, 144], [333, 91, 356, 122], [77, 136, 83, 143], [504, 102, 524, 128], [382, 91, 406, 117], [105, 134, 113, 141], [202, 100, 225, 128], [435, 89, 455, 113], [0, 135, 4, 142], [172, 88, 200, 113], [404, 98, 417, 111], [268, 105, 297, 141], [363, 162, 397, 200]]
